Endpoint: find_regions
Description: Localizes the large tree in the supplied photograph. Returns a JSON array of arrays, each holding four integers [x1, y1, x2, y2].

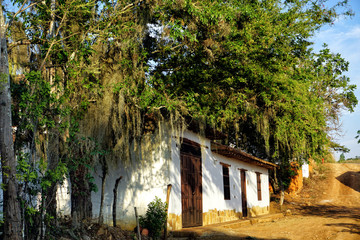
[[143, 0, 356, 162], [1, 0, 357, 238], [0, 0, 22, 239]]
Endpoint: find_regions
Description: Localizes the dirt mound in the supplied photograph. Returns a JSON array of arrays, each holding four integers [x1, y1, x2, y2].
[[285, 163, 359, 202]]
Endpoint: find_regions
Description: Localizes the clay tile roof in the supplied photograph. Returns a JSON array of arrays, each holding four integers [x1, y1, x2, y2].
[[211, 142, 278, 169]]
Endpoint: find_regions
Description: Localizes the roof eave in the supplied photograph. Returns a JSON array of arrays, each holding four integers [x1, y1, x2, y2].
[[211, 142, 278, 170]]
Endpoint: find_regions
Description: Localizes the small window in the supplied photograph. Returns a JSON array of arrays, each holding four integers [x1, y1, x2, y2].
[[256, 172, 262, 201], [221, 163, 231, 200]]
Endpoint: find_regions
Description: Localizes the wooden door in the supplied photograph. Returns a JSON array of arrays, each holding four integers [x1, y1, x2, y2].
[[180, 139, 202, 228], [240, 170, 248, 217]]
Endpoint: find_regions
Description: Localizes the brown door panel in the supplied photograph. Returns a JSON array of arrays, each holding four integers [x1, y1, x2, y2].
[[181, 140, 202, 228]]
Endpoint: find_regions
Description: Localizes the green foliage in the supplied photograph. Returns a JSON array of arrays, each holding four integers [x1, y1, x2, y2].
[[16, 151, 68, 237], [339, 153, 346, 163], [356, 130, 360, 144], [11, 71, 59, 131], [139, 197, 168, 240], [143, 0, 357, 165], [4, 0, 358, 232], [66, 136, 109, 195]]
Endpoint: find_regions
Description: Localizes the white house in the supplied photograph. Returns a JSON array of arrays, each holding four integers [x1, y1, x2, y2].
[[57, 122, 277, 230]]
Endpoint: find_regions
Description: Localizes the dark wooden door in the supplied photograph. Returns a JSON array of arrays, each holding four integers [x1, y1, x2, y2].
[[181, 140, 202, 228], [240, 170, 248, 217]]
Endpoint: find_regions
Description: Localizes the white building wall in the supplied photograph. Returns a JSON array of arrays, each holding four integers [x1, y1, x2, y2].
[[57, 177, 71, 216], [206, 153, 269, 214], [89, 122, 173, 230], [168, 130, 271, 227], [302, 163, 309, 178], [57, 127, 271, 230]]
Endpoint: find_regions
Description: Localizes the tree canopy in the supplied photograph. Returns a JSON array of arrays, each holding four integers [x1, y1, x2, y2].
[[142, 0, 357, 163], [1, 0, 358, 238]]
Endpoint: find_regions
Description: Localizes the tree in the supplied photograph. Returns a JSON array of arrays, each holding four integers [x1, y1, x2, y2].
[[2, 1, 357, 238], [5, 0, 153, 236], [339, 153, 345, 162], [0, 0, 22, 238], [143, 0, 356, 185]]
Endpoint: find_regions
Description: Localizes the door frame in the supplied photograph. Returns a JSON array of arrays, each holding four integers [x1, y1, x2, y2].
[[240, 169, 248, 217], [180, 138, 203, 228]]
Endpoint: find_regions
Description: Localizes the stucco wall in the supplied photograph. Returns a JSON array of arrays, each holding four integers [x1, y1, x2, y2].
[[56, 127, 271, 230], [204, 152, 269, 217], [57, 177, 71, 216], [90, 122, 172, 230], [302, 163, 309, 178], [168, 130, 270, 229]]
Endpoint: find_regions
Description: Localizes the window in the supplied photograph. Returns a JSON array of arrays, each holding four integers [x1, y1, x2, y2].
[[221, 162, 231, 200], [256, 172, 262, 201]]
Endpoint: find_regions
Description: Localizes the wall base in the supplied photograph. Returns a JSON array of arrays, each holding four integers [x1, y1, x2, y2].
[[168, 213, 182, 230], [168, 206, 269, 231], [248, 206, 269, 217]]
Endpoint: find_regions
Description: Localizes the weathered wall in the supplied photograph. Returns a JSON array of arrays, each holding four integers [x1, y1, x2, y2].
[[302, 163, 309, 178], [167, 130, 270, 230], [57, 127, 271, 230], [56, 177, 71, 216], [90, 122, 172, 230], [204, 150, 270, 220], [56, 122, 172, 230]]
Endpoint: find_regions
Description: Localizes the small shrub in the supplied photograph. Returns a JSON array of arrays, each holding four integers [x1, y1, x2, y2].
[[139, 197, 167, 240]]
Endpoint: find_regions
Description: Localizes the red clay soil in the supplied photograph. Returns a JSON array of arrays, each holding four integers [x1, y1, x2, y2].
[[186, 163, 360, 240]]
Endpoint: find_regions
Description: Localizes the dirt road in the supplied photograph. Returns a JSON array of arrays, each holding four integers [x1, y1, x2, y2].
[[196, 163, 360, 240]]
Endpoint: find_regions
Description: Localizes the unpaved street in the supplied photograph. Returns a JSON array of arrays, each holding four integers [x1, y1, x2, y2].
[[196, 163, 360, 240]]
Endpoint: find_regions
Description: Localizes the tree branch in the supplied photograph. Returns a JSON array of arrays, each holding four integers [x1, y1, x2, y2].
[[40, 11, 67, 70], [5, 1, 38, 30], [7, 39, 32, 51]]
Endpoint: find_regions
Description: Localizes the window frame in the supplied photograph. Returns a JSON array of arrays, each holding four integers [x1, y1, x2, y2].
[[256, 172, 262, 201], [220, 162, 231, 200]]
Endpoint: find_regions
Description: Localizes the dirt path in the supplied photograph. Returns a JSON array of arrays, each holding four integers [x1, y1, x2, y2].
[[196, 163, 360, 240]]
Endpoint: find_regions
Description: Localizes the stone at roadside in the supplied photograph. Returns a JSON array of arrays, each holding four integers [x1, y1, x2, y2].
[[285, 209, 292, 216]]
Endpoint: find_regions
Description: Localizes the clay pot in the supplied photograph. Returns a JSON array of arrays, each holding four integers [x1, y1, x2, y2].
[[141, 228, 149, 236]]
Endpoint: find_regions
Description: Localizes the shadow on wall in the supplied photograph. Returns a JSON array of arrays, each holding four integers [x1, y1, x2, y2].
[[90, 127, 173, 227], [336, 171, 360, 193]]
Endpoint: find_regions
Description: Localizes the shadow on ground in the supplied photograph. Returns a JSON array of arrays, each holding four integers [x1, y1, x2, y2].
[[172, 228, 290, 240], [336, 171, 360, 193], [293, 204, 360, 221], [325, 223, 360, 235], [174, 230, 290, 240]]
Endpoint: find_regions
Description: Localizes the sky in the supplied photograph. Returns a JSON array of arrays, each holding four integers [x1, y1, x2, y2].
[[311, 0, 360, 160]]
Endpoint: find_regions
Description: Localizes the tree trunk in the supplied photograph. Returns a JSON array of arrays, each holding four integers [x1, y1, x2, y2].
[[46, 127, 59, 227], [70, 164, 92, 227], [45, 0, 60, 228], [98, 158, 108, 224], [112, 176, 122, 227], [0, 6, 23, 239]]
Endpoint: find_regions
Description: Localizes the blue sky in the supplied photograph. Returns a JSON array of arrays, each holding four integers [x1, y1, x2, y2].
[[312, 0, 360, 160]]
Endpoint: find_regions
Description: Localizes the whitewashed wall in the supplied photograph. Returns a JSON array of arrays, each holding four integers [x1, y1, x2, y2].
[[168, 130, 270, 219], [169, 131, 270, 218], [57, 127, 271, 229], [57, 177, 71, 216], [302, 163, 309, 178], [89, 122, 172, 229], [205, 152, 269, 213]]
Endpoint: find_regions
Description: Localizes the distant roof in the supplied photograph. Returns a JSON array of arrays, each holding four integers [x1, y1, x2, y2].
[[211, 142, 277, 169]]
